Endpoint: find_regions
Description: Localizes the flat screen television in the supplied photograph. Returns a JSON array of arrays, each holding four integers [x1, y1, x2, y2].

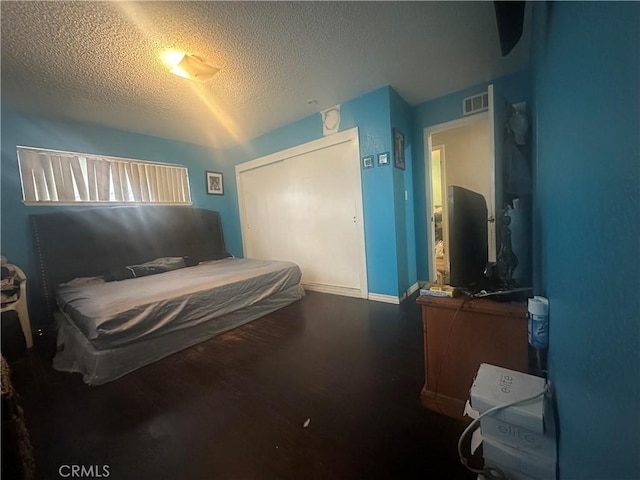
[[447, 185, 488, 289]]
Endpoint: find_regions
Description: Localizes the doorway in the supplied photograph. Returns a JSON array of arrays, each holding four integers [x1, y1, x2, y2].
[[425, 113, 495, 282]]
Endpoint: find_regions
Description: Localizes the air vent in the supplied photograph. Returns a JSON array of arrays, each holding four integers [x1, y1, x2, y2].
[[463, 92, 489, 116]]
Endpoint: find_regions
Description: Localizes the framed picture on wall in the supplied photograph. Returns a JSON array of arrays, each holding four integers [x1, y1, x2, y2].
[[362, 155, 374, 169], [393, 129, 405, 170], [206, 171, 224, 195]]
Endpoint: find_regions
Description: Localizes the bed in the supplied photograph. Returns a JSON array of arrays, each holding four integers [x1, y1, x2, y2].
[[30, 206, 304, 385]]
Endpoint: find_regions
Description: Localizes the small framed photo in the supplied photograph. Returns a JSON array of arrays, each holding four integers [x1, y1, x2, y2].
[[378, 152, 390, 166], [393, 129, 405, 170], [206, 171, 224, 195], [362, 155, 374, 169]]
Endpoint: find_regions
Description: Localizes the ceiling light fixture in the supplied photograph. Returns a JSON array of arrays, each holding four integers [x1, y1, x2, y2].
[[163, 51, 219, 82]]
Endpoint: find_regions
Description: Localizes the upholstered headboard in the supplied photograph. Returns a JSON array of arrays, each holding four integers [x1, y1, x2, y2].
[[30, 206, 230, 322]]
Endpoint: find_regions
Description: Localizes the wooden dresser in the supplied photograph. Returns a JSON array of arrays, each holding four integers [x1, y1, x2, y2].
[[416, 294, 528, 420]]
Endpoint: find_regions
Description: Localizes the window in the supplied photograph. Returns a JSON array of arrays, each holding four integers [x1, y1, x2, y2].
[[17, 147, 192, 205]]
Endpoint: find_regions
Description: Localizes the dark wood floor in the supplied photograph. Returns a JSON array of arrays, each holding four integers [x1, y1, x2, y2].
[[9, 291, 476, 480]]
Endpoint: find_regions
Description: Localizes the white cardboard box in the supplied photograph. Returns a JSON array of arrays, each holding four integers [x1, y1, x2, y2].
[[483, 436, 557, 480], [480, 398, 557, 459], [470, 363, 547, 433]]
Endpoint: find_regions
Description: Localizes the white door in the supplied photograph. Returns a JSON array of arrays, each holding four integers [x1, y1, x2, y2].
[[488, 84, 501, 261], [237, 128, 368, 298]]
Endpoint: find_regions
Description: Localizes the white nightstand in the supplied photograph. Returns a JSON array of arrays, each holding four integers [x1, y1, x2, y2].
[[1, 264, 33, 348]]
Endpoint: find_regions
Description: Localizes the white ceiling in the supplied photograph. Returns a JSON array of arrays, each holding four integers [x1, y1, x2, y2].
[[1, 1, 531, 148]]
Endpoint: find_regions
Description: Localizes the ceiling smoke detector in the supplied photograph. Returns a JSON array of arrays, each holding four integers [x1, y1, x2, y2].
[[164, 52, 219, 82]]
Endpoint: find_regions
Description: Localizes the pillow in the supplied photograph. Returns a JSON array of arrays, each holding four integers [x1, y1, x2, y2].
[[103, 256, 196, 282], [59, 276, 105, 287], [210, 251, 233, 261]]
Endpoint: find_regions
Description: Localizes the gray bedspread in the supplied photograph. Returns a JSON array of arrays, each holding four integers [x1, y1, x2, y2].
[[56, 258, 302, 349]]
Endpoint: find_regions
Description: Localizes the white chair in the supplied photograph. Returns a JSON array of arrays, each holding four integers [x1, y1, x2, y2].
[[1, 264, 33, 348]]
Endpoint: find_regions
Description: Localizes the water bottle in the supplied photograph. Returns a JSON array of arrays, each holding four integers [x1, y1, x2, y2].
[[527, 296, 549, 377], [528, 296, 549, 349]]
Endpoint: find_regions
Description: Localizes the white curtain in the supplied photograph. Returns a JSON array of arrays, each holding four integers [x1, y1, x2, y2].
[[18, 148, 191, 205]]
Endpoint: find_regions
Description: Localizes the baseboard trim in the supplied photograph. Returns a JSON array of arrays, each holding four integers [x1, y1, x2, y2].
[[302, 283, 365, 299], [367, 293, 400, 304], [398, 282, 421, 303], [406, 282, 420, 296]]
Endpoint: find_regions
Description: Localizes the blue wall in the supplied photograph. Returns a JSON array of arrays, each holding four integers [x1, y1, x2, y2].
[[226, 87, 406, 297], [532, 2, 639, 479], [411, 71, 531, 281], [390, 88, 418, 293], [0, 110, 237, 325]]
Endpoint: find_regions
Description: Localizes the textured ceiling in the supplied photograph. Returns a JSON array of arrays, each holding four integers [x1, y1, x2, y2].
[[1, 1, 531, 148]]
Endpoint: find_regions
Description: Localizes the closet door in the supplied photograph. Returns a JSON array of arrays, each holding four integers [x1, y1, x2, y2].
[[237, 129, 367, 297], [240, 160, 292, 263]]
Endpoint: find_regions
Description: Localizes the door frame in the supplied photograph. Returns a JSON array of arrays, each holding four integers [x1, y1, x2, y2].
[[429, 144, 448, 281], [424, 110, 494, 281], [235, 127, 368, 298]]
